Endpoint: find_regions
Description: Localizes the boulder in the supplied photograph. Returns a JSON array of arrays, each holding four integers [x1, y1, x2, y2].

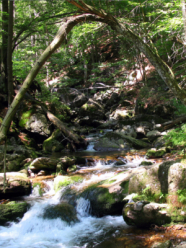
[[79, 182, 126, 217], [146, 147, 168, 158], [43, 129, 64, 153], [19, 108, 50, 136], [79, 99, 106, 121], [70, 93, 88, 108], [29, 157, 58, 171], [94, 132, 150, 151], [56, 156, 76, 173], [0, 172, 31, 198], [123, 201, 171, 227], [115, 125, 137, 138], [42, 202, 78, 223], [0, 201, 30, 226], [151, 241, 171, 248], [147, 130, 162, 141], [0, 145, 33, 172], [54, 175, 83, 192]]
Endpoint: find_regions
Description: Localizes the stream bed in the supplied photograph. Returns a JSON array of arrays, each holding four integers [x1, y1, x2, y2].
[[1, 147, 186, 247]]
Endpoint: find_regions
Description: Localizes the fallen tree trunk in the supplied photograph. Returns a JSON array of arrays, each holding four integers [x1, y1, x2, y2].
[[21, 93, 87, 150], [157, 116, 186, 132]]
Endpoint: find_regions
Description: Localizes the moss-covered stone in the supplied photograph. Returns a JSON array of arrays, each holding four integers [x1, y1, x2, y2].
[[79, 182, 124, 216], [0, 201, 30, 226], [19, 109, 35, 128], [54, 175, 83, 192], [146, 147, 167, 158], [139, 161, 153, 166], [42, 202, 78, 223], [43, 129, 64, 153]]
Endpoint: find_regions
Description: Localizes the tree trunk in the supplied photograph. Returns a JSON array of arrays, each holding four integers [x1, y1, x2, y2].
[[7, 0, 14, 105], [1, 0, 9, 96], [182, 0, 186, 42], [0, 14, 104, 142]]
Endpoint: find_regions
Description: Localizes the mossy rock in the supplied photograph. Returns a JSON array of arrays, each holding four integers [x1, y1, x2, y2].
[[146, 147, 167, 158], [19, 109, 35, 128], [139, 161, 153, 166], [0, 201, 30, 226], [79, 183, 124, 216], [54, 175, 83, 192], [43, 129, 64, 153], [42, 202, 78, 223]]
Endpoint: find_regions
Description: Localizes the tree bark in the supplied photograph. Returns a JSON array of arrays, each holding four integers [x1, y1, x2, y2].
[[0, 14, 104, 142], [1, 0, 9, 95], [7, 0, 14, 105]]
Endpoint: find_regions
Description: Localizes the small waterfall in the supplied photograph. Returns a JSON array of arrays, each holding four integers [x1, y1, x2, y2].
[[0, 153, 149, 248], [76, 197, 91, 217]]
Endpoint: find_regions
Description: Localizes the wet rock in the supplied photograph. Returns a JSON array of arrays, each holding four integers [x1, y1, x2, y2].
[[139, 161, 153, 166], [54, 175, 83, 192], [123, 202, 171, 227], [43, 202, 78, 223], [94, 132, 150, 151], [0, 172, 31, 198], [79, 184, 124, 217], [0, 201, 30, 226], [29, 157, 58, 171], [56, 156, 76, 173]]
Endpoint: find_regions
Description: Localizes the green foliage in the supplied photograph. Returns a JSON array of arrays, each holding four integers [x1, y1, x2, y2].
[[133, 186, 167, 203], [164, 124, 186, 149], [177, 189, 186, 204]]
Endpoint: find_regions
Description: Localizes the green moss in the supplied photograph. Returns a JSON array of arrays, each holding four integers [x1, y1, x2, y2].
[[19, 109, 34, 128], [120, 181, 129, 194], [54, 175, 83, 192], [0, 202, 30, 225]]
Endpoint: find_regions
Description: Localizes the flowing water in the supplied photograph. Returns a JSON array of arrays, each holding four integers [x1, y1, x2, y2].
[[0, 144, 185, 247]]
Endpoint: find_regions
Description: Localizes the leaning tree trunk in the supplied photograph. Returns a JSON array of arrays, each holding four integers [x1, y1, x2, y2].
[[0, 14, 104, 142], [1, 0, 186, 142]]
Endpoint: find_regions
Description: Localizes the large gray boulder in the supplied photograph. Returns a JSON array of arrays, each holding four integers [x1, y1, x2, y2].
[[123, 201, 171, 227], [19, 108, 50, 136], [94, 132, 150, 151], [0, 172, 31, 198]]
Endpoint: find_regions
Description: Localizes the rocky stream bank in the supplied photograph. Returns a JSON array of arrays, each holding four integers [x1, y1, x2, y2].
[[1, 78, 186, 247]]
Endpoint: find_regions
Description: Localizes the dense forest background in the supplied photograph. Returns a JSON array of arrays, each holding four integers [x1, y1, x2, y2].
[[1, 0, 186, 151]]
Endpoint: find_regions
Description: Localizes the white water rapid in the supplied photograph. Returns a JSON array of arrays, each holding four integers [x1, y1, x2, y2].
[[0, 158, 144, 248]]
